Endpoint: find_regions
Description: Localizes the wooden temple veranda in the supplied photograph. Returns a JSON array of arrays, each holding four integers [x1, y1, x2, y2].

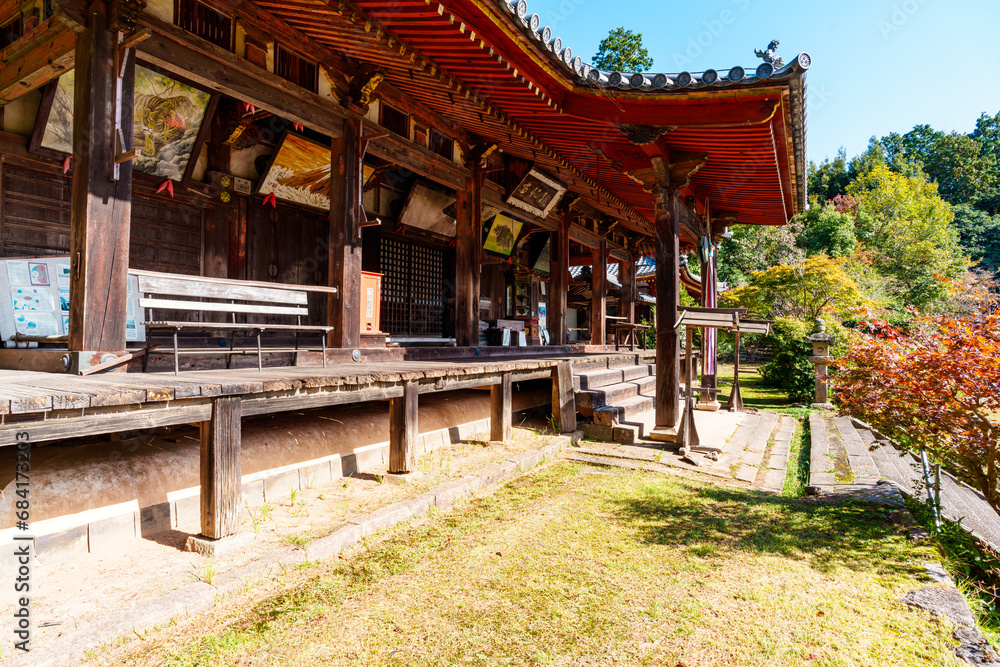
[[0, 0, 808, 544]]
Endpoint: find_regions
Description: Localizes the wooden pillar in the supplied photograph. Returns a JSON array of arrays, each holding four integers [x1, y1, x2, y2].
[[200, 396, 242, 539], [549, 212, 570, 345], [727, 331, 744, 412], [551, 360, 576, 433], [654, 188, 680, 428], [455, 171, 482, 347], [621, 256, 636, 324], [590, 240, 607, 346], [328, 117, 363, 349], [490, 371, 512, 441], [68, 2, 134, 354], [699, 252, 719, 405], [389, 380, 418, 473]]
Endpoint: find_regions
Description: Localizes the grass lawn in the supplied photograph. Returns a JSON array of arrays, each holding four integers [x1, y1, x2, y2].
[[105, 463, 965, 666]]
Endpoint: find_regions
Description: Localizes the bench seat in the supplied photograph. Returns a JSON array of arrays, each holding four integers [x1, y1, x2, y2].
[[133, 269, 338, 373], [145, 321, 333, 332]]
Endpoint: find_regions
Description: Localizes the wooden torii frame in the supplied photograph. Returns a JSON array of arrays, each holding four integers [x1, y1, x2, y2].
[[727, 318, 773, 412], [672, 307, 774, 456]]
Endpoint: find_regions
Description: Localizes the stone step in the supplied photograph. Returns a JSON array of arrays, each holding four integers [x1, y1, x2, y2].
[[867, 438, 914, 488], [808, 412, 832, 486], [575, 374, 656, 412], [592, 393, 655, 426], [581, 420, 647, 444], [573, 364, 654, 391], [835, 416, 879, 482], [573, 444, 661, 463], [852, 422, 1000, 552], [737, 411, 779, 470]]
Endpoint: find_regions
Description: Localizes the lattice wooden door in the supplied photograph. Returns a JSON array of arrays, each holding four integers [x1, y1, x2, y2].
[[380, 237, 444, 336]]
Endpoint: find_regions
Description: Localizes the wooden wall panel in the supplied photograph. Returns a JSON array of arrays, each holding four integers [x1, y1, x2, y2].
[[130, 193, 203, 275], [245, 202, 329, 326], [0, 162, 72, 257], [0, 162, 204, 276]]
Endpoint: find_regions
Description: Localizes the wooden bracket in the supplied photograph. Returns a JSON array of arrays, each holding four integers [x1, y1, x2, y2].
[[358, 129, 390, 157], [109, 19, 148, 180], [355, 129, 389, 236]]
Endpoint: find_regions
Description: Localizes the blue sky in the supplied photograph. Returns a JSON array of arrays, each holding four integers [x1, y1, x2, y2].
[[525, 0, 1000, 164]]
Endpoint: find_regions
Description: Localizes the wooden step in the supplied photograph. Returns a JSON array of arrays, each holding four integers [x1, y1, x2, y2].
[[575, 375, 656, 411], [592, 393, 655, 426]]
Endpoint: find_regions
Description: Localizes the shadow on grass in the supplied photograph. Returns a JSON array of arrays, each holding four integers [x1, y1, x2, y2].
[[613, 481, 925, 577]]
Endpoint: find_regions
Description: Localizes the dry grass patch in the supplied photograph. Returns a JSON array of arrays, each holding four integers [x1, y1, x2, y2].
[[103, 464, 964, 666]]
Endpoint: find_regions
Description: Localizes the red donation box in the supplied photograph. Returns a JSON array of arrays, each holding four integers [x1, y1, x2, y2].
[[360, 271, 383, 333]]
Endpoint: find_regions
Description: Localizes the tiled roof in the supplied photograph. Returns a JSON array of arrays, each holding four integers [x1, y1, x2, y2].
[[502, 0, 811, 93]]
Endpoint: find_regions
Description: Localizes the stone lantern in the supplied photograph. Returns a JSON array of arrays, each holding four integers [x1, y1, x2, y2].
[[806, 318, 834, 409]]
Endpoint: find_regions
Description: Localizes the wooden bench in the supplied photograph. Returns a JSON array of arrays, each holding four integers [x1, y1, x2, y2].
[[132, 270, 338, 373], [611, 322, 650, 350]]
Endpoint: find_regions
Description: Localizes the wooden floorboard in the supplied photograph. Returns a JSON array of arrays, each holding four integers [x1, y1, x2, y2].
[[0, 352, 652, 444]]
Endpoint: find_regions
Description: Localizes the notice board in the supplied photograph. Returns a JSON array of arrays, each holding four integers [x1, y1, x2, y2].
[[0, 256, 145, 344]]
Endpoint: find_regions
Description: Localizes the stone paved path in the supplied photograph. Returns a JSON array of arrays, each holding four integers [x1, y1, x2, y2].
[[810, 414, 1000, 552]]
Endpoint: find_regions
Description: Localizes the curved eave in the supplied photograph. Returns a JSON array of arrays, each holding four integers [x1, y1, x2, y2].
[[483, 0, 810, 213]]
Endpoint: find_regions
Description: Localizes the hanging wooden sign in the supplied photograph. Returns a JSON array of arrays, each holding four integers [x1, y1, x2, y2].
[[506, 168, 566, 219]]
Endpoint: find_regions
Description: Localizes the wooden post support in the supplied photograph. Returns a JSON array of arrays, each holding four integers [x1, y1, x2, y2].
[[654, 187, 681, 429], [200, 396, 242, 540], [727, 331, 744, 412], [590, 240, 607, 346], [551, 360, 576, 433], [698, 251, 719, 407], [678, 325, 701, 451], [328, 116, 363, 349], [68, 1, 134, 355], [490, 371, 513, 442], [389, 380, 418, 473], [550, 212, 571, 345], [621, 255, 636, 324], [455, 171, 482, 347]]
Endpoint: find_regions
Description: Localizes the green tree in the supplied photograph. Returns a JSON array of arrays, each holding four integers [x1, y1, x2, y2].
[[796, 203, 856, 257], [592, 27, 653, 72], [847, 164, 968, 309], [807, 148, 851, 203], [951, 204, 1000, 274], [917, 132, 996, 204], [716, 223, 803, 288], [971, 111, 1000, 165]]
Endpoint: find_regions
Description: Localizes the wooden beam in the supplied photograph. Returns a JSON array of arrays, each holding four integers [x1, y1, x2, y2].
[[389, 380, 418, 474], [591, 240, 607, 346], [551, 360, 576, 433], [135, 13, 470, 191], [328, 118, 363, 349], [454, 172, 482, 348], [490, 371, 512, 442], [68, 2, 132, 354], [0, 16, 76, 104], [564, 94, 781, 128], [654, 188, 681, 428], [549, 212, 569, 345], [200, 396, 242, 540]]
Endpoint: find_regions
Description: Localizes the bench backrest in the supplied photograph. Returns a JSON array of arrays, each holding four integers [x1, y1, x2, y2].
[[134, 271, 312, 320]]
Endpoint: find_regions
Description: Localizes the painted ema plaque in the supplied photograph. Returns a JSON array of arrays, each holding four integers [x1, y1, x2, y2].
[[506, 169, 566, 219]]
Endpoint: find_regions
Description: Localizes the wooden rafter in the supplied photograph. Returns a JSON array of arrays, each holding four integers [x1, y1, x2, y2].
[[0, 16, 75, 104]]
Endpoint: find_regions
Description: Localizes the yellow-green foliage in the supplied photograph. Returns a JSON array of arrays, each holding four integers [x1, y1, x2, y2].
[[722, 254, 876, 322], [847, 164, 968, 308]]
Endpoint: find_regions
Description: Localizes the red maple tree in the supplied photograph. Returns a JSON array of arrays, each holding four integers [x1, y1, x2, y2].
[[836, 280, 1000, 511]]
